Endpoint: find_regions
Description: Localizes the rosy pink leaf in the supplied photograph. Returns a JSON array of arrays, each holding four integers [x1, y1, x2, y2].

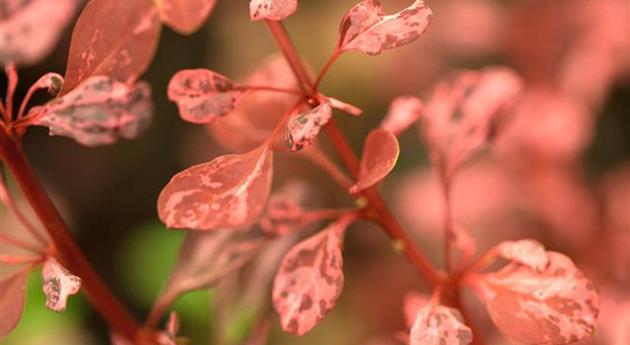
[[380, 95, 423, 136], [452, 223, 476, 262], [403, 292, 429, 328], [285, 100, 332, 152], [475, 252, 600, 345], [157, 145, 274, 230], [338, 0, 433, 55], [60, 0, 161, 95], [249, 0, 298, 21], [272, 217, 353, 335], [29, 76, 153, 146], [328, 97, 363, 116], [157, 0, 217, 34], [495, 239, 548, 272], [168, 69, 241, 124], [208, 55, 301, 152], [260, 194, 305, 236], [0, 271, 27, 336], [42, 257, 81, 312], [421, 67, 523, 176], [0, 0, 78, 66], [350, 128, 400, 194], [410, 304, 473, 345]]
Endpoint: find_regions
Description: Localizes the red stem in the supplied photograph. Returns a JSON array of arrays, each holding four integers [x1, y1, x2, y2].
[[0, 129, 140, 341], [264, 20, 442, 287]]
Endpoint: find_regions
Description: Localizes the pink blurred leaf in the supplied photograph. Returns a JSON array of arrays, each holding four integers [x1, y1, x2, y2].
[[260, 194, 305, 236], [0, 271, 27, 336], [421, 67, 523, 177], [157, 0, 217, 34], [452, 223, 476, 262], [410, 304, 473, 345], [162, 229, 265, 300], [157, 145, 274, 230], [380, 95, 423, 136], [475, 252, 600, 345], [156, 311, 180, 345], [350, 128, 400, 194], [328, 97, 363, 116], [61, 0, 161, 95], [285, 100, 332, 152], [29, 76, 153, 146], [168, 69, 241, 124], [495, 239, 548, 272], [42, 257, 81, 312], [0, 0, 78, 66], [272, 217, 353, 335], [208, 55, 301, 152], [249, 0, 298, 21], [338, 0, 433, 55], [403, 292, 429, 329]]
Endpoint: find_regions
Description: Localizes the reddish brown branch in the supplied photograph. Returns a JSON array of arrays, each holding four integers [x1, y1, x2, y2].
[[0, 129, 140, 341]]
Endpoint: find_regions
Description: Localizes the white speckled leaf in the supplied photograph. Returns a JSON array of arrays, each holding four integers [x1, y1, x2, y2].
[[496, 239, 548, 272], [338, 0, 433, 55], [285, 101, 332, 152], [410, 304, 473, 345], [30, 76, 153, 146], [157, 145, 273, 230], [380, 95, 423, 135], [249, 0, 298, 21], [157, 0, 217, 34], [0, 271, 27, 336], [0, 0, 78, 66], [272, 218, 352, 335], [42, 257, 81, 312], [478, 251, 600, 345], [350, 128, 400, 194], [168, 69, 241, 124]]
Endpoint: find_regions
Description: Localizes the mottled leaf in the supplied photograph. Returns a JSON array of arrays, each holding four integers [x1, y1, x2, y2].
[[61, 0, 161, 95], [0, 271, 27, 336], [0, 0, 78, 66], [249, 0, 298, 21], [380, 95, 423, 135], [29, 76, 153, 146], [168, 69, 241, 124], [410, 304, 473, 345], [157, 0, 217, 34], [476, 252, 600, 345], [285, 100, 332, 152], [42, 257, 81, 312], [338, 0, 433, 55], [421, 67, 524, 177], [158, 145, 274, 230], [328, 97, 363, 116], [350, 129, 400, 194], [272, 217, 353, 335], [495, 239, 548, 272]]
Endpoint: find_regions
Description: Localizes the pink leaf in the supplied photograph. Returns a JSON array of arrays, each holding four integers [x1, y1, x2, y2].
[[410, 304, 473, 345], [157, 0, 217, 34], [475, 252, 600, 345], [338, 0, 433, 55], [495, 239, 548, 272], [350, 129, 400, 194], [30, 77, 153, 146], [272, 217, 353, 335], [403, 292, 429, 328], [452, 223, 476, 262], [0, 0, 78, 66], [156, 311, 180, 345], [260, 194, 305, 236], [0, 272, 27, 336], [285, 100, 332, 152], [249, 0, 298, 21], [421, 67, 523, 176], [157, 145, 274, 230], [60, 0, 161, 95], [380, 95, 423, 136], [42, 257, 81, 312], [328, 97, 363, 116], [168, 69, 241, 124], [208, 55, 301, 152]]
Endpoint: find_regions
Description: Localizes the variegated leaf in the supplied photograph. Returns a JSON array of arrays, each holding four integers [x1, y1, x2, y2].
[[410, 304, 473, 345], [285, 101, 332, 152], [157, 145, 273, 230], [249, 0, 298, 21], [496, 239, 548, 272], [42, 257, 81, 312]]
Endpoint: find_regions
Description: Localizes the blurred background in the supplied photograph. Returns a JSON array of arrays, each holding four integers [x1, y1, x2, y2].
[[1, 0, 629, 344]]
